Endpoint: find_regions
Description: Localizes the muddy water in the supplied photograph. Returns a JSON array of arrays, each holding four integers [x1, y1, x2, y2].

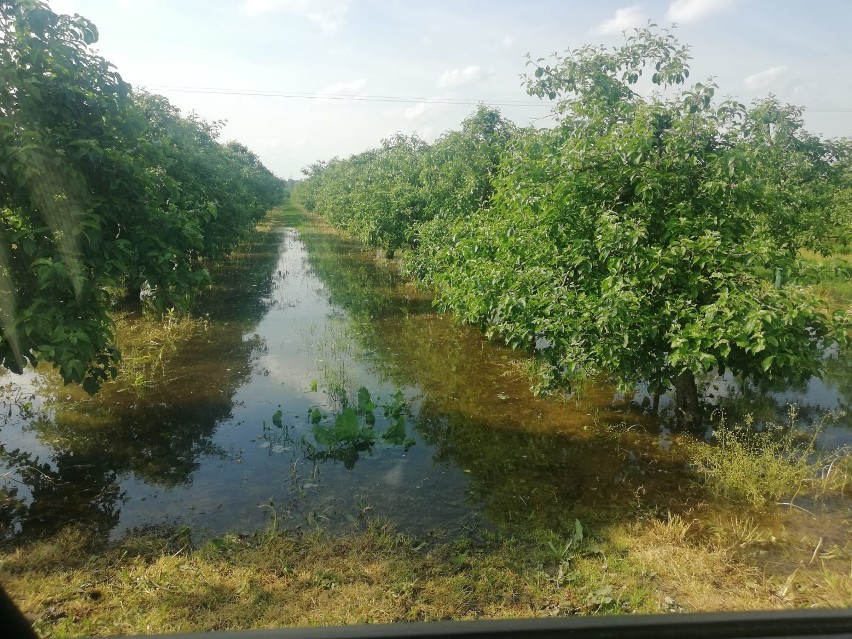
[[0, 208, 849, 543]]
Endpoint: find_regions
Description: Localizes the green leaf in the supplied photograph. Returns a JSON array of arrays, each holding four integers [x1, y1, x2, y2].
[[357, 386, 375, 414]]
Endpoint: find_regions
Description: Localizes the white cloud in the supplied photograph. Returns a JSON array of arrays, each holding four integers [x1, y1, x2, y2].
[[502, 34, 516, 47], [402, 102, 432, 120], [242, 0, 351, 32], [437, 65, 488, 89], [667, 0, 734, 23], [317, 78, 368, 99], [743, 65, 788, 89], [595, 5, 647, 35]]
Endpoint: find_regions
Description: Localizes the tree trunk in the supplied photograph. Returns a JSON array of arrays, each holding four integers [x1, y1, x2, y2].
[[125, 282, 143, 309], [674, 370, 701, 430]]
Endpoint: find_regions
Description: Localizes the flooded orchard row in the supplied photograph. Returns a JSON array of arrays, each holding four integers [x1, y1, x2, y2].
[[0, 208, 849, 543]]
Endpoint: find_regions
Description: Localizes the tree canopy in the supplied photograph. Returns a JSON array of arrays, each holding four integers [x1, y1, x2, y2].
[[0, 0, 283, 392]]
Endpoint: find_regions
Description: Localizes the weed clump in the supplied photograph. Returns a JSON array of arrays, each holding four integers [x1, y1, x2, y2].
[[112, 309, 209, 391], [689, 409, 851, 505]]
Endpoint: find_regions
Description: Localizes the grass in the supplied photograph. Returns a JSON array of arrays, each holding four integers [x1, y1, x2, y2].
[[110, 309, 209, 392], [2, 521, 578, 636], [689, 411, 852, 506], [798, 249, 852, 314], [3, 499, 850, 637]]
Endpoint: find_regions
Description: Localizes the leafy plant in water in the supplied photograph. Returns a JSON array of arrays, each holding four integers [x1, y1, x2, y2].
[[357, 386, 376, 414], [307, 406, 377, 469], [302, 387, 415, 468], [382, 415, 415, 450], [383, 389, 407, 420], [262, 413, 294, 453]]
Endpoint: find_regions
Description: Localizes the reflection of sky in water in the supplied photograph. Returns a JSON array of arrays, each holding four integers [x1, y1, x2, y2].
[[700, 367, 852, 449], [1, 220, 850, 543], [112, 230, 478, 539]]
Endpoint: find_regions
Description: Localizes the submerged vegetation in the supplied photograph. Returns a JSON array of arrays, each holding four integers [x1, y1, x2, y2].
[[691, 411, 852, 505]]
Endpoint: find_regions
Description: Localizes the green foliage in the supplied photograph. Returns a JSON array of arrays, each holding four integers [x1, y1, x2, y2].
[[382, 389, 407, 419], [294, 134, 427, 255], [412, 26, 849, 426], [301, 387, 413, 468], [297, 26, 847, 428], [0, 1, 283, 391], [293, 106, 515, 257], [357, 385, 376, 414], [312, 406, 376, 448]]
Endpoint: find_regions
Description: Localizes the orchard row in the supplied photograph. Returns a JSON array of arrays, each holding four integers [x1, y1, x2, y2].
[[295, 27, 851, 427], [1, 1, 284, 391]]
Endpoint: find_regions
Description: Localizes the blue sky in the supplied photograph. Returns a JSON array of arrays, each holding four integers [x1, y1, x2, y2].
[[48, 0, 852, 178]]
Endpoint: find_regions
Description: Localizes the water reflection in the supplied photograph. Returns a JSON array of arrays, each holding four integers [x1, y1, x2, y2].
[[0, 221, 283, 541], [706, 350, 852, 449]]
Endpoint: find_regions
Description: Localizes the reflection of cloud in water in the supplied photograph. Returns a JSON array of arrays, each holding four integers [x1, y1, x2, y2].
[[382, 459, 406, 488], [259, 353, 314, 391]]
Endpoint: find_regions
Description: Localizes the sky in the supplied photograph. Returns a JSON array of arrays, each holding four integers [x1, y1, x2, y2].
[[46, 0, 852, 179]]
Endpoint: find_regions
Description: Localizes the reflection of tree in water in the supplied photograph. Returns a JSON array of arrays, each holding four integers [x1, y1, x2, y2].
[[711, 350, 852, 438], [292, 212, 706, 534], [0, 330, 264, 542], [415, 399, 697, 534], [0, 216, 287, 542], [0, 444, 122, 541], [292, 212, 431, 320], [824, 354, 852, 417], [198, 222, 287, 324]]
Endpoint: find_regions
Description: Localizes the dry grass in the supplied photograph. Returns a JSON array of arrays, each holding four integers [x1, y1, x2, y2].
[[3, 504, 851, 638], [1, 522, 574, 637], [600, 514, 778, 612]]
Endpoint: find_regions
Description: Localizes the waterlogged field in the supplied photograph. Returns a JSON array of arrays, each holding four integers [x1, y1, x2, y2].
[[1, 205, 850, 633]]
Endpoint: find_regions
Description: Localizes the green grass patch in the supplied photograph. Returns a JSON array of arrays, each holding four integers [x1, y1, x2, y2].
[[689, 412, 852, 505], [798, 249, 852, 313]]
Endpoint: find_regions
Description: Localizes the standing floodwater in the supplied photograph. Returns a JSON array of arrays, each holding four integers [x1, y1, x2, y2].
[[0, 208, 850, 543]]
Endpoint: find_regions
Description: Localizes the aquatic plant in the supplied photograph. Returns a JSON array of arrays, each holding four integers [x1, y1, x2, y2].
[[294, 387, 415, 469], [689, 408, 851, 505]]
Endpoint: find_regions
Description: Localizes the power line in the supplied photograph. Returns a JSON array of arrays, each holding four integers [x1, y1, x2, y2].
[[136, 84, 551, 108], [137, 84, 852, 115]]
